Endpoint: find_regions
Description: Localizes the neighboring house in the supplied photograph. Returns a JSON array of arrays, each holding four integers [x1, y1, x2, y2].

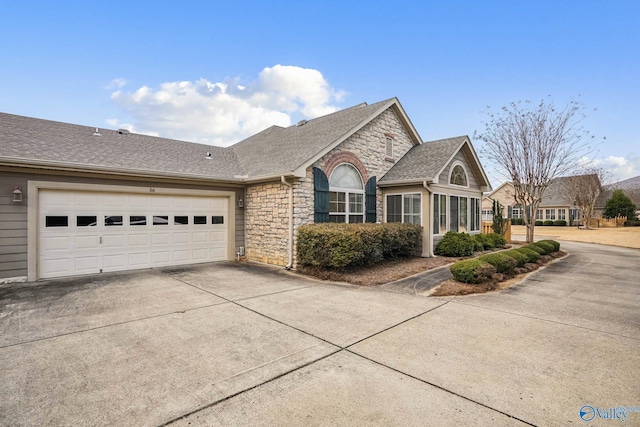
[[482, 176, 606, 225], [0, 98, 491, 282]]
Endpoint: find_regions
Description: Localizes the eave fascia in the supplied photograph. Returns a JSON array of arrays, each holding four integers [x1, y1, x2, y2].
[[377, 178, 433, 188], [0, 157, 245, 186]]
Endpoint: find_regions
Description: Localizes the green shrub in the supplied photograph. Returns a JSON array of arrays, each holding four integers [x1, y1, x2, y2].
[[511, 218, 524, 225], [450, 259, 497, 284], [435, 231, 475, 257], [486, 232, 507, 247], [296, 223, 421, 269], [478, 253, 518, 274], [624, 220, 640, 227], [472, 233, 494, 251], [504, 249, 528, 267], [543, 220, 554, 226], [526, 244, 546, 255], [531, 241, 555, 254], [535, 220, 543, 226], [537, 239, 560, 252], [515, 247, 541, 263], [553, 220, 567, 226]]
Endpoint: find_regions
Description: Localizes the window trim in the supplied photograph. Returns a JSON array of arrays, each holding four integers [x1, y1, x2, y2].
[[448, 161, 469, 188], [385, 192, 421, 225], [328, 163, 365, 224]]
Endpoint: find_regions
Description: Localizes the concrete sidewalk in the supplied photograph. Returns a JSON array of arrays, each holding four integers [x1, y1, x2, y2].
[[1, 242, 639, 426]]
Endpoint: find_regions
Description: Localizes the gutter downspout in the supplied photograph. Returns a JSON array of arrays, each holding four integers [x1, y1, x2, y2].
[[423, 180, 436, 257], [281, 176, 294, 269]]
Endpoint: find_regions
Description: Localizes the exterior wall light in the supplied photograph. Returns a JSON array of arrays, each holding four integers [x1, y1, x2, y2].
[[237, 197, 244, 208], [12, 186, 23, 202]]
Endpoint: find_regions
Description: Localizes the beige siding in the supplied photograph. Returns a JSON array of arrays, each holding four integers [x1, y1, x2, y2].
[[438, 150, 480, 190], [0, 170, 245, 280]]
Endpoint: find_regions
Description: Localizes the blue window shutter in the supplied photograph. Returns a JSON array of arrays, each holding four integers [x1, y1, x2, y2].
[[365, 176, 377, 223], [313, 167, 329, 223], [507, 206, 513, 218]]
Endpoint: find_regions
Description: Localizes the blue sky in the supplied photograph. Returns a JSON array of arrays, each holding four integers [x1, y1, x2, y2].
[[1, 0, 638, 184]]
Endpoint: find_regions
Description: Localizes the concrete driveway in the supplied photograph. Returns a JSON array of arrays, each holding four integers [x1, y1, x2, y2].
[[1, 241, 638, 426]]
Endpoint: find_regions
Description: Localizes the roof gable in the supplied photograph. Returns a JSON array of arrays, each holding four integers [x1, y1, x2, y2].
[[379, 135, 491, 190], [230, 97, 422, 180]]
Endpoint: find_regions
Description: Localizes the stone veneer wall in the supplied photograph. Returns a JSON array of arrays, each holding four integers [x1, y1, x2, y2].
[[244, 107, 417, 268], [244, 181, 290, 266]]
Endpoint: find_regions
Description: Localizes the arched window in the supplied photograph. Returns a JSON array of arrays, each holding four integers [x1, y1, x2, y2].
[[450, 164, 468, 187], [329, 164, 364, 223]]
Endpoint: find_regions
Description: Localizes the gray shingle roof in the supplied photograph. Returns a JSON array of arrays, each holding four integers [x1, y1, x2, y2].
[[0, 112, 242, 180], [379, 136, 467, 183], [230, 99, 394, 178]]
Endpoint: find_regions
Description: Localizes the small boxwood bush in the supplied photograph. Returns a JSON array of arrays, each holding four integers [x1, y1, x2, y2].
[[435, 231, 475, 257], [504, 249, 528, 267], [486, 232, 507, 247], [450, 259, 497, 284], [531, 241, 555, 254], [515, 247, 541, 263], [543, 220, 554, 226], [511, 218, 524, 225], [297, 223, 421, 269], [478, 253, 518, 274], [472, 233, 494, 251], [526, 244, 546, 255], [537, 239, 560, 252], [535, 220, 543, 226], [553, 220, 567, 226]]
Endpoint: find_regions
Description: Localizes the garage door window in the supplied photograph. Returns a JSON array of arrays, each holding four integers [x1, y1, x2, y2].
[[77, 216, 96, 227], [46, 216, 68, 227], [174, 216, 188, 225], [212, 216, 224, 224], [194, 216, 207, 225], [153, 215, 169, 225], [130, 216, 146, 226], [105, 216, 123, 226]]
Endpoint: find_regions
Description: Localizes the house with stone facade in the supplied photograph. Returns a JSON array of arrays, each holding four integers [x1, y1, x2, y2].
[[0, 98, 491, 282]]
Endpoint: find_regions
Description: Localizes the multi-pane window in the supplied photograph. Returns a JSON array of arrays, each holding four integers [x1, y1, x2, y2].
[[449, 196, 468, 232], [536, 209, 543, 220], [470, 198, 480, 232], [545, 209, 556, 220], [329, 164, 364, 223], [512, 207, 521, 218], [558, 209, 566, 220], [433, 194, 447, 235], [459, 197, 468, 232], [482, 209, 493, 221], [449, 165, 468, 187], [449, 196, 459, 232], [386, 194, 421, 225]]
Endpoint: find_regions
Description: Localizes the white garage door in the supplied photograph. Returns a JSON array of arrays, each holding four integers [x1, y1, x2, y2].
[[38, 189, 229, 279]]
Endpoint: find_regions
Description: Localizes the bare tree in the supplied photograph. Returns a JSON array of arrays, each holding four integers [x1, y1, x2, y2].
[[561, 167, 610, 229], [475, 99, 596, 242]]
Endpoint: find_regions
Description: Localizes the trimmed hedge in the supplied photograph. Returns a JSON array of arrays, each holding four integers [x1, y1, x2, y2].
[[296, 223, 422, 269], [537, 239, 560, 252], [553, 220, 567, 226], [450, 259, 497, 284], [515, 247, 541, 263], [543, 220, 554, 226], [504, 249, 528, 267], [486, 232, 507, 247], [478, 253, 518, 274], [435, 231, 475, 257], [526, 244, 546, 255], [511, 218, 524, 226], [535, 220, 543, 226], [472, 233, 494, 251], [531, 241, 555, 255]]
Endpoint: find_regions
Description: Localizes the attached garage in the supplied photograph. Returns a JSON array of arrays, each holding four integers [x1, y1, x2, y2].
[[29, 182, 236, 280]]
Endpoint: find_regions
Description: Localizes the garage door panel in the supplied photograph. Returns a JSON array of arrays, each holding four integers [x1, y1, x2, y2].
[[151, 233, 170, 245], [75, 235, 100, 250], [38, 189, 230, 279]]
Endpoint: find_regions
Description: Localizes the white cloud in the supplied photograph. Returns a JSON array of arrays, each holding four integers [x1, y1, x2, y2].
[[108, 65, 344, 146], [105, 78, 127, 90], [581, 153, 640, 182]]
